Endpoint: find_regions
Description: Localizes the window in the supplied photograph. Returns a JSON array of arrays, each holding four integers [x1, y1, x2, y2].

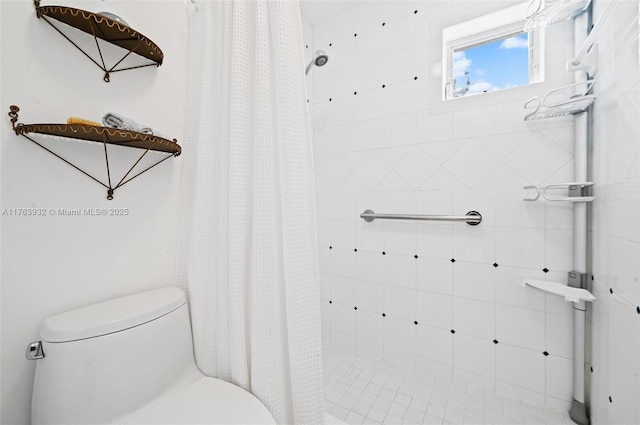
[[442, 3, 544, 100]]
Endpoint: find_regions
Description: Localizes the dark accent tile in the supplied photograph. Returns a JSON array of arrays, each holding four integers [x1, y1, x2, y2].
[[382, 22, 386, 26], [382, 84, 386, 88], [543, 268, 549, 273], [414, 255, 419, 259], [329, 43, 332, 46], [382, 251, 386, 255], [493, 339, 499, 344], [414, 10, 418, 14], [354, 33, 357, 37], [354, 91, 357, 95], [329, 300, 332, 304], [382, 313, 386, 317], [414, 76, 418, 80], [414, 321, 418, 325], [610, 288, 613, 294], [543, 351, 549, 356], [354, 248, 358, 252], [493, 263, 499, 268], [329, 98, 332, 102], [329, 246, 332, 249], [590, 366, 594, 372], [354, 306, 358, 310], [450, 258, 456, 263], [609, 396, 613, 403], [450, 329, 455, 334]]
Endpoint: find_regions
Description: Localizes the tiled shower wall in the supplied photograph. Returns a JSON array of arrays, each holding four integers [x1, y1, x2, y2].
[[590, 0, 640, 424], [304, 0, 583, 410]]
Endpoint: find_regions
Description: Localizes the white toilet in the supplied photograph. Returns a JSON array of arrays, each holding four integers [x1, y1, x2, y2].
[[29, 287, 276, 425]]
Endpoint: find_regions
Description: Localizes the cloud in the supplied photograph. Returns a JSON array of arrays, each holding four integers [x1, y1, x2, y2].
[[500, 36, 528, 49], [453, 51, 471, 78], [467, 81, 499, 95]]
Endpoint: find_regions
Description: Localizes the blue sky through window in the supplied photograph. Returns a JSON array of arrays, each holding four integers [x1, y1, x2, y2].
[[452, 33, 529, 97]]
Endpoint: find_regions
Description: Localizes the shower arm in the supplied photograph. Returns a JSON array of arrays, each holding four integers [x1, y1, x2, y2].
[[305, 59, 313, 75]]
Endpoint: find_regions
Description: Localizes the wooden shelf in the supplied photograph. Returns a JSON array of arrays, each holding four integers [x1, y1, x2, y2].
[[34, 0, 163, 81]]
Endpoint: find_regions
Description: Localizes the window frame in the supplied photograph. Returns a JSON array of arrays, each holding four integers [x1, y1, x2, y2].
[[442, 2, 544, 100]]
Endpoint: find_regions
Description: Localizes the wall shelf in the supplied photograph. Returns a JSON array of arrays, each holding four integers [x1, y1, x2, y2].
[[521, 278, 596, 303], [34, 0, 163, 82], [523, 182, 595, 202], [8, 105, 181, 200], [524, 80, 595, 120]]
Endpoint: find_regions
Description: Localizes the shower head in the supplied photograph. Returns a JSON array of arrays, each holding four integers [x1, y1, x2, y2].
[[314, 50, 328, 67], [305, 50, 329, 75]]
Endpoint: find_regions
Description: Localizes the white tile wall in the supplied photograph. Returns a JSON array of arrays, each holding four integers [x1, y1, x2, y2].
[[590, 0, 640, 424], [303, 0, 580, 410]]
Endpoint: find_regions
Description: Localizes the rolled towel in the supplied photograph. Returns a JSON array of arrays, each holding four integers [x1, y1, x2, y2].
[[67, 117, 102, 126], [102, 112, 166, 138]]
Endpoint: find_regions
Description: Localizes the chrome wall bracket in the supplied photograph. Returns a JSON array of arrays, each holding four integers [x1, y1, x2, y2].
[[568, 270, 588, 289]]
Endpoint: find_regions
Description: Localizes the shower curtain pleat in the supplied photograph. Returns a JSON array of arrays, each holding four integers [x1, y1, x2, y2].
[[175, 1, 324, 424]]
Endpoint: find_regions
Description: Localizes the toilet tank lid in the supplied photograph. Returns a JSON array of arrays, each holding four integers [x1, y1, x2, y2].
[[40, 287, 187, 342]]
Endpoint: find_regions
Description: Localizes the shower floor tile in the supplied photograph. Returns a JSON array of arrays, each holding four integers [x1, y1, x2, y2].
[[323, 345, 576, 425]]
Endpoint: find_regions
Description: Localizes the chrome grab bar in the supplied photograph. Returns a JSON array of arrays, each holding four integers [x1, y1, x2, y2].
[[360, 209, 482, 226]]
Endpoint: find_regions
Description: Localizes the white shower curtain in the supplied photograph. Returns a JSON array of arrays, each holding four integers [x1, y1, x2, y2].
[[175, 1, 324, 424]]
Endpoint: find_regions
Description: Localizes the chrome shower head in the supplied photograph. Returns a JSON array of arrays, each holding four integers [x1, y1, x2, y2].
[[314, 50, 328, 67], [305, 50, 329, 75]]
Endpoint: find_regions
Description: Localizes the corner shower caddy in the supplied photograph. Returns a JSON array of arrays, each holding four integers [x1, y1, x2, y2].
[[33, 0, 163, 82], [521, 1, 606, 423], [7, 105, 181, 200]]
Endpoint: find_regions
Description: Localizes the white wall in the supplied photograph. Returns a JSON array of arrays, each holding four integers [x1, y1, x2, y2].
[[590, 0, 640, 423], [0, 1, 189, 424], [303, 0, 580, 409]]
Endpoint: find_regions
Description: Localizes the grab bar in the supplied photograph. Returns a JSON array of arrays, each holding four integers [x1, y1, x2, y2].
[[360, 209, 482, 226]]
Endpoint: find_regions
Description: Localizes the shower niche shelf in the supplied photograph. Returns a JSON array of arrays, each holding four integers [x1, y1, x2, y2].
[[7, 105, 181, 200], [33, 0, 163, 82], [524, 80, 595, 120], [524, 0, 591, 31]]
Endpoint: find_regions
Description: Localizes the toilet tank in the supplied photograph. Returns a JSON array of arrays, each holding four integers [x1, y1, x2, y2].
[[31, 287, 198, 425]]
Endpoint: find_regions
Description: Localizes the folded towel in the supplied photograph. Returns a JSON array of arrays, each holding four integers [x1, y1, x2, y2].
[[67, 117, 102, 126], [102, 112, 166, 138]]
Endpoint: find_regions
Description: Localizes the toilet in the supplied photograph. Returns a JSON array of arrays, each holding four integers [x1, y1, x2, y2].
[[29, 287, 276, 425]]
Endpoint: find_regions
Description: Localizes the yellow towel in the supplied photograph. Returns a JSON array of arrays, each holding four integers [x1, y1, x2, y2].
[[67, 117, 102, 126]]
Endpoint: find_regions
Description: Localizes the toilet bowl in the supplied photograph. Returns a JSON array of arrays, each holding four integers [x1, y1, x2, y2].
[[30, 287, 276, 425]]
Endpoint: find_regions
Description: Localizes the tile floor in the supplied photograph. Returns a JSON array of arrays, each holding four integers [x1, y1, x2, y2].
[[323, 345, 576, 425]]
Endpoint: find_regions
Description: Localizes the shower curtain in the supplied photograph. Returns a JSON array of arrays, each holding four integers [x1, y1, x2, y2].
[[175, 1, 324, 424]]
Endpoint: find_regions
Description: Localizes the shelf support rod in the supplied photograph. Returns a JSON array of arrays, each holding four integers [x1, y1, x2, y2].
[[116, 154, 174, 189], [87, 19, 110, 82], [40, 15, 105, 73], [101, 132, 114, 198], [20, 133, 110, 191], [113, 141, 157, 189], [107, 39, 146, 76]]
